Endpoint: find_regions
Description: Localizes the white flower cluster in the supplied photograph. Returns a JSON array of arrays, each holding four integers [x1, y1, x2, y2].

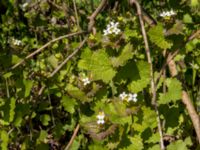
[[119, 92, 137, 102], [103, 21, 121, 36], [96, 111, 105, 125], [159, 10, 176, 18], [13, 39, 22, 46], [81, 77, 90, 86]]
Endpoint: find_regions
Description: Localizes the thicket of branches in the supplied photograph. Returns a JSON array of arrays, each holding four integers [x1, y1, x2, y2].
[[0, 0, 200, 149]]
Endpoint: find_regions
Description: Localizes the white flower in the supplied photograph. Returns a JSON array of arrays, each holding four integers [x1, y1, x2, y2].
[[119, 92, 128, 100], [119, 92, 137, 102], [97, 119, 105, 124], [13, 39, 22, 46], [103, 21, 121, 36], [127, 93, 137, 102], [81, 77, 90, 86], [97, 111, 105, 125], [22, 3, 28, 8], [159, 10, 176, 18], [170, 10, 176, 15]]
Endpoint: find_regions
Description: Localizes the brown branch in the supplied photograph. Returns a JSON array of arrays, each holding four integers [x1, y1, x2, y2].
[[64, 124, 80, 150], [11, 31, 85, 70], [136, 1, 200, 144], [182, 91, 200, 143], [73, 0, 81, 30], [155, 29, 200, 85], [188, 29, 200, 41], [38, 0, 108, 96], [155, 49, 179, 85], [129, 0, 165, 149], [49, 0, 108, 77], [141, 7, 157, 27], [87, 0, 107, 32], [49, 36, 88, 78], [161, 30, 200, 143]]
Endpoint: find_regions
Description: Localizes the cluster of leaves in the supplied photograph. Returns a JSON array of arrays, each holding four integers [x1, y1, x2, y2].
[[0, 0, 200, 149]]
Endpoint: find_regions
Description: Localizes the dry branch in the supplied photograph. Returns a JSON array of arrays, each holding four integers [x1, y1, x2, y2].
[[182, 91, 200, 143], [129, 0, 165, 149], [142, 6, 200, 144], [11, 31, 85, 70], [64, 124, 80, 150], [49, 37, 88, 77]]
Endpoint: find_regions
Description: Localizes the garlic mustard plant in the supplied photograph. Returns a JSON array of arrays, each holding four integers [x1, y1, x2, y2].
[[159, 10, 176, 18], [103, 21, 121, 36], [119, 92, 128, 100], [119, 92, 137, 102], [13, 38, 22, 46], [96, 111, 105, 125], [127, 93, 137, 102], [81, 77, 90, 86]]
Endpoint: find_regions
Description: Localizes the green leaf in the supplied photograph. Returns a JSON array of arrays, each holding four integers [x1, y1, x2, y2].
[[128, 61, 150, 93], [40, 114, 51, 126], [9, 98, 16, 122], [13, 103, 30, 127], [122, 135, 144, 150], [23, 79, 33, 97], [0, 130, 9, 150], [47, 55, 59, 68], [65, 84, 91, 102], [12, 55, 22, 64], [167, 137, 192, 150], [159, 78, 182, 104], [36, 130, 48, 145], [3, 72, 13, 79], [165, 21, 184, 36], [78, 48, 116, 83], [61, 95, 77, 114], [89, 143, 107, 150], [132, 106, 157, 133], [148, 24, 172, 49], [183, 14, 193, 24], [146, 133, 160, 144], [148, 144, 160, 150], [0, 97, 16, 125], [191, 0, 199, 7], [111, 43, 133, 67]]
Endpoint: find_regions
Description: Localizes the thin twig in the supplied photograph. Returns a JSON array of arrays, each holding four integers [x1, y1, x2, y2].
[[73, 0, 80, 30], [155, 49, 179, 85], [49, 0, 108, 77], [38, 0, 108, 95], [38, 85, 46, 96], [130, 0, 165, 149], [87, 0, 107, 32], [155, 29, 200, 85], [49, 36, 88, 78], [137, 1, 200, 144], [64, 124, 80, 150], [47, 89, 55, 127], [11, 31, 85, 70]]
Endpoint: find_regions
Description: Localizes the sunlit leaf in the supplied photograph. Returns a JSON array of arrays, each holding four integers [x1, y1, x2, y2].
[[78, 48, 116, 83], [148, 24, 172, 49], [159, 78, 182, 104]]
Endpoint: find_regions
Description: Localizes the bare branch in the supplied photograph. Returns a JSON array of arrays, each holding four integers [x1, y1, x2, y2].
[[64, 124, 80, 150], [87, 0, 107, 32], [11, 31, 85, 70], [129, 0, 165, 149], [182, 91, 200, 143], [49, 36, 88, 78]]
